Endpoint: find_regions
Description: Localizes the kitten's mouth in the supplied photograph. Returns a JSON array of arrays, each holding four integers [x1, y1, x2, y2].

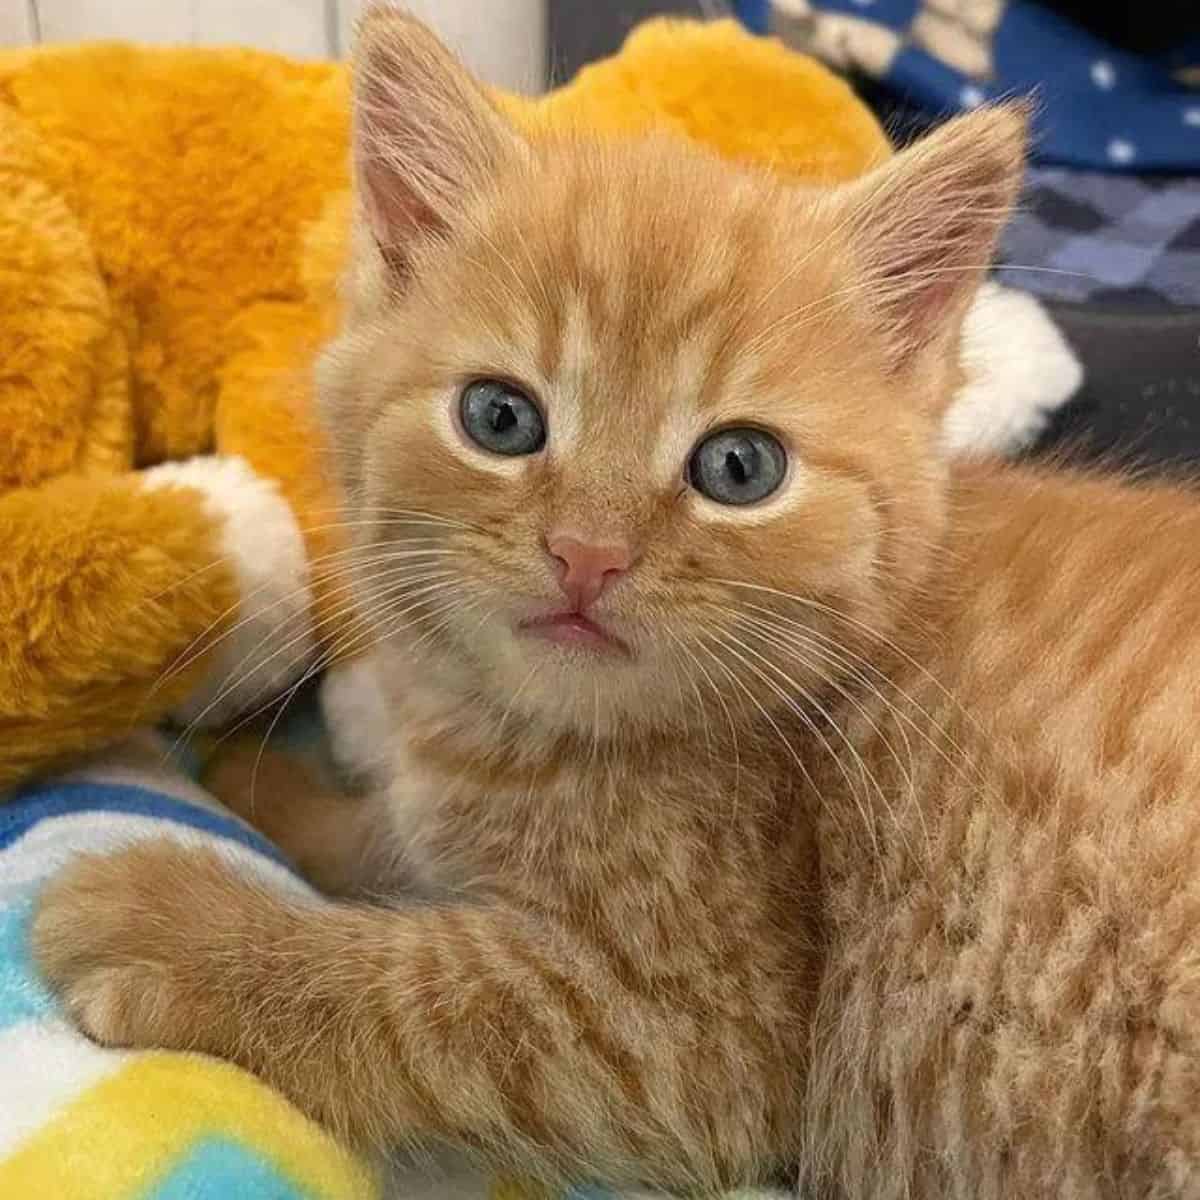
[[518, 611, 631, 657]]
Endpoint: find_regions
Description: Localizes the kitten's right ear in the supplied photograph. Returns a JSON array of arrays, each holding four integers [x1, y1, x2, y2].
[[352, 4, 521, 273], [830, 104, 1027, 369]]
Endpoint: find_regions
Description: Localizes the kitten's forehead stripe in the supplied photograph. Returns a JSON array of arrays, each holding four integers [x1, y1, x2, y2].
[[499, 149, 775, 491], [534, 271, 566, 385]]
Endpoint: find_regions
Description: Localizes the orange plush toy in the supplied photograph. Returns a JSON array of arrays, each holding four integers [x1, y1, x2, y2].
[[0, 47, 356, 789]]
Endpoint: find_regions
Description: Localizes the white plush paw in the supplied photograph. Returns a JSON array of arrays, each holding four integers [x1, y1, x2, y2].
[[142, 455, 317, 728], [945, 283, 1084, 459]]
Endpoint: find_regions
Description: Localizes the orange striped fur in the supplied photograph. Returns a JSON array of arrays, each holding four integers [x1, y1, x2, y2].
[[34, 10, 1200, 1198]]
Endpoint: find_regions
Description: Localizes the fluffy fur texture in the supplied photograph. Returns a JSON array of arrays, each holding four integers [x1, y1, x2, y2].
[[31, 10, 1187, 1199], [801, 464, 1200, 1200], [0, 472, 238, 786]]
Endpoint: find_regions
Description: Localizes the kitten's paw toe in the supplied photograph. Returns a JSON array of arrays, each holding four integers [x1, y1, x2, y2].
[[32, 845, 194, 1048], [58, 965, 166, 1047]]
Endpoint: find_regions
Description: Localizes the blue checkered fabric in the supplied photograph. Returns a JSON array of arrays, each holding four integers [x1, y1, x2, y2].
[[998, 169, 1200, 306]]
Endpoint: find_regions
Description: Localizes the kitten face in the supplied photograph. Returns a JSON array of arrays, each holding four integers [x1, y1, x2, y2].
[[318, 12, 1024, 740]]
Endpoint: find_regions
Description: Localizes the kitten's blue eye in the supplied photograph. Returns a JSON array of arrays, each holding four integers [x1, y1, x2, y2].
[[460, 380, 545, 457], [688, 427, 787, 506]]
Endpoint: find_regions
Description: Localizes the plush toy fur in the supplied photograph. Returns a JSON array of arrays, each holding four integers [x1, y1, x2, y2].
[[0, 18, 1079, 792], [0, 45, 349, 787]]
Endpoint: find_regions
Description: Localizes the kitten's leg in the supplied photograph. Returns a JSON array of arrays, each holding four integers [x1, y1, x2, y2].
[[32, 841, 774, 1189], [204, 742, 394, 897]]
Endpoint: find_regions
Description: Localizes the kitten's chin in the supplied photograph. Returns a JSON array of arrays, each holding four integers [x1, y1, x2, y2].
[[480, 631, 678, 737], [379, 608, 688, 739]]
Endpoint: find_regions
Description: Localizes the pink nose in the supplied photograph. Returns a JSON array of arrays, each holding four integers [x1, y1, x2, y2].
[[546, 533, 632, 612]]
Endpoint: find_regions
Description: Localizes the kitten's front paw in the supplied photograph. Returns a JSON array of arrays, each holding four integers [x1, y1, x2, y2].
[[32, 842, 233, 1050], [41, 957, 170, 1049]]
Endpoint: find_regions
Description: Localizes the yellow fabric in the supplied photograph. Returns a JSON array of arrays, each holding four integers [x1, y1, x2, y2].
[[0, 1052, 379, 1199], [490, 1178, 555, 1200], [0, 19, 884, 789]]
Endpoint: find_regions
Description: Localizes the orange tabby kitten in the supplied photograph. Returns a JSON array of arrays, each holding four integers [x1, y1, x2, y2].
[[32, 8, 1200, 1198]]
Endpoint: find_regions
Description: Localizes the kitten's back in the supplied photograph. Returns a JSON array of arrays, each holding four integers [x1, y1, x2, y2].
[[808, 459, 1200, 1199]]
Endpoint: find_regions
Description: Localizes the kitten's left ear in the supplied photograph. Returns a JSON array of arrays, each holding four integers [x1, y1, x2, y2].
[[833, 104, 1028, 366], [351, 4, 523, 273]]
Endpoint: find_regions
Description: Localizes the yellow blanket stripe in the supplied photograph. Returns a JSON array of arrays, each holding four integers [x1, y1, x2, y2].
[[490, 1178, 555, 1200], [0, 1051, 380, 1200]]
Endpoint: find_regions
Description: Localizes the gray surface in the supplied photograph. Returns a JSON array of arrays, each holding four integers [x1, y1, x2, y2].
[[1032, 303, 1200, 470]]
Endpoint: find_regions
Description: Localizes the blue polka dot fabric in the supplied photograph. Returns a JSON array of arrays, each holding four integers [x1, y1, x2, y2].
[[759, 0, 1200, 172]]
